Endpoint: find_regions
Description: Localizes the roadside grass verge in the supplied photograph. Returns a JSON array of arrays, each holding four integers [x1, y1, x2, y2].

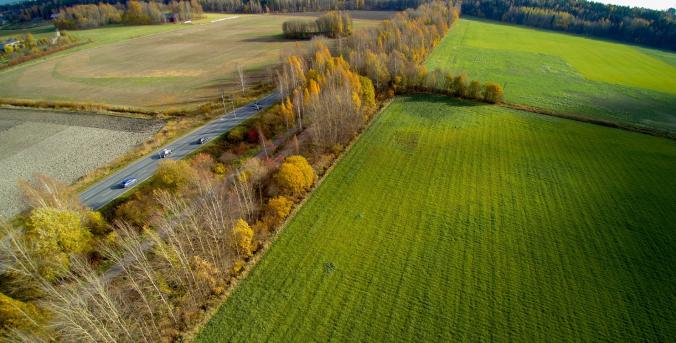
[[196, 95, 676, 342]]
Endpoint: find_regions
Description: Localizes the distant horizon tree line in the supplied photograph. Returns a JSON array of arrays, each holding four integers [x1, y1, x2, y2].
[[53, 0, 203, 30], [3, 0, 675, 50], [461, 0, 676, 50], [1, 0, 431, 26]]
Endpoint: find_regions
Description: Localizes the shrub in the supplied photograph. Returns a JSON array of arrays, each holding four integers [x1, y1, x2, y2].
[[231, 259, 246, 275], [191, 256, 223, 295], [0, 293, 43, 332], [482, 83, 505, 104], [467, 80, 482, 99], [154, 159, 197, 191], [114, 193, 155, 228], [286, 155, 316, 186], [227, 127, 245, 143], [246, 127, 259, 144], [231, 219, 254, 257], [24, 207, 93, 281], [191, 153, 216, 172], [267, 196, 294, 224], [275, 155, 316, 196], [85, 210, 108, 235], [213, 162, 228, 175], [451, 74, 468, 97]]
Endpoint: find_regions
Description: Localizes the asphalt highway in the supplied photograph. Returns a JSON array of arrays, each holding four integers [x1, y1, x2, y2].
[[80, 93, 280, 210]]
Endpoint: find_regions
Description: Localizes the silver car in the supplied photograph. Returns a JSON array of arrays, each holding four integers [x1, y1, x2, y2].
[[159, 148, 172, 158]]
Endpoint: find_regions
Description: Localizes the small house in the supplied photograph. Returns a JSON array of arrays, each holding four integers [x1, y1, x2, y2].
[[0, 39, 21, 51]]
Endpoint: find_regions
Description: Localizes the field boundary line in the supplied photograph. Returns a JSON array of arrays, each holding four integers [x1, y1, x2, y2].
[[210, 16, 240, 23], [500, 102, 676, 140], [185, 97, 395, 342]]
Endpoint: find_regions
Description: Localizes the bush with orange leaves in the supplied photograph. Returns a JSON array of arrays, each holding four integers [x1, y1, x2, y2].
[[266, 195, 294, 225], [275, 155, 316, 197]]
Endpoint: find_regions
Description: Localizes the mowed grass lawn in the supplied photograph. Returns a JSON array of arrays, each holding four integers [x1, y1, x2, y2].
[[425, 18, 676, 133], [197, 95, 676, 342], [0, 14, 380, 110]]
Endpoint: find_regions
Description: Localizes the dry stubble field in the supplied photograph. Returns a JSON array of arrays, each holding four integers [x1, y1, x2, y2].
[[0, 14, 383, 110]]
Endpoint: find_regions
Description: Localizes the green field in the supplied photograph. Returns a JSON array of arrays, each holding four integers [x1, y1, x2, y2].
[[197, 95, 676, 342], [425, 18, 676, 133]]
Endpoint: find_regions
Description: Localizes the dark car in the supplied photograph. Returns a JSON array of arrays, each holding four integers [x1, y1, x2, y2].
[[121, 178, 138, 188]]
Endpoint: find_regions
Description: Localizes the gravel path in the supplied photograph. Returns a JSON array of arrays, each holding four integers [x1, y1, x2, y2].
[[0, 108, 163, 218]]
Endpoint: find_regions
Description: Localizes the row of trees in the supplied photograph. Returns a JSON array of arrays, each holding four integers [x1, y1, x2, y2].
[[274, 40, 377, 151], [53, 0, 203, 30], [344, 0, 466, 93], [198, 0, 433, 13], [1, 0, 426, 24], [1, 32, 78, 68], [282, 10, 352, 39], [462, 0, 676, 50]]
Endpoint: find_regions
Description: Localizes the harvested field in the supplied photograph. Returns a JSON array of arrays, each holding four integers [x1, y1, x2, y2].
[[0, 14, 381, 110], [0, 108, 163, 218], [282, 10, 396, 21], [197, 95, 676, 342]]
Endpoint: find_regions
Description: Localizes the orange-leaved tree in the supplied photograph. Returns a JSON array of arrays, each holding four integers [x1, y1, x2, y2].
[[275, 155, 316, 196], [231, 218, 254, 257]]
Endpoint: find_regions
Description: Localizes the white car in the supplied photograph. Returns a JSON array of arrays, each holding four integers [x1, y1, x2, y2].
[[121, 178, 137, 188], [159, 148, 172, 158]]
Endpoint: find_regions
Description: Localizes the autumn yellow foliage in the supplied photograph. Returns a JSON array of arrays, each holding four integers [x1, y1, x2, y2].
[[275, 155, 316, 196], [231, 219, 254, 257], [0, 292, 43, 333], [24, 207, 93, 281], [267, 196, 294, 224], [154, 159, 196, 191]]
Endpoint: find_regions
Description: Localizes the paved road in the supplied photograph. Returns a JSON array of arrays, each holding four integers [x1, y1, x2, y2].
[[80, 93, 280, 210]]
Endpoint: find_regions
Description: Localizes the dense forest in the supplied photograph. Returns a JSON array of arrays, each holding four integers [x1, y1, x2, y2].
[[462, 0, 676, 50]]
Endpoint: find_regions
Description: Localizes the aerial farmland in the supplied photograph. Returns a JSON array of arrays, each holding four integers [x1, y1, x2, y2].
[[0, 0, 674, 342], [197, 95, 676, 342], [0, 13, 382, 110]]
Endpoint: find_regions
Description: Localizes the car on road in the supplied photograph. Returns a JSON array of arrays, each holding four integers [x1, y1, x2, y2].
[[159, 148, 172, 158], [121, 178, 138, 188], [198, 137, 209, 144], [253, 103, 262, 111]]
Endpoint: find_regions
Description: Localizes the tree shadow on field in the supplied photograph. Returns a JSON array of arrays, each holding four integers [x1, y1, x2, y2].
[[241, 34, 287, 43], [402, 94, 488, 108]]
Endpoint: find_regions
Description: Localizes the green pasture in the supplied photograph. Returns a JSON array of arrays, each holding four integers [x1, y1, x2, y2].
[[197, 95, 676, 342], [425, 18, 676, 133]]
